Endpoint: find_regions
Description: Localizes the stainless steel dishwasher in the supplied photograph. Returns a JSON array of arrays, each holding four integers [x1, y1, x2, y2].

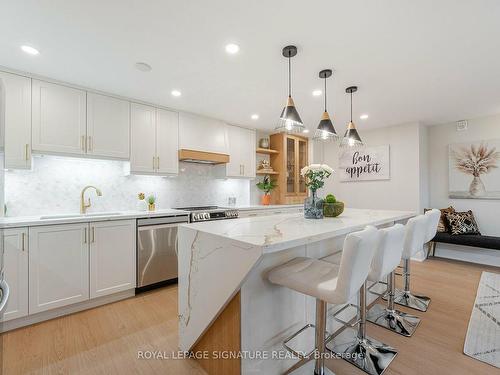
[[137, 214, 189, 290]]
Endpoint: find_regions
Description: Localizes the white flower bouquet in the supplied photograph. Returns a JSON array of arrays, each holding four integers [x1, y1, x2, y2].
[[300, 164, 334, 191]]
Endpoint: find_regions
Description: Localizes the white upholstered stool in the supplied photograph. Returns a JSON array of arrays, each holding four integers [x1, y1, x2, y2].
[[366, 224, 421, 337], [390, 213, 435, 312], [267, 226, 379, 375], [323, 231, 399, 375]]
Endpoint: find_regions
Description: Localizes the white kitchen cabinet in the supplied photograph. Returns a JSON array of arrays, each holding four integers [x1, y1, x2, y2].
[[90, 220, 136, 298], [29, 223, 89, 314], [32, 80, 87, 155], [130, 103, 178, 175], [130, 103, 157, 173], [0, 72, 32, 169], [179, 112, 228, 154], [87, 92, 130, 159], [226, 125, 256, 178], [156, 108, 179, 174], [1, 228, 29, 322]]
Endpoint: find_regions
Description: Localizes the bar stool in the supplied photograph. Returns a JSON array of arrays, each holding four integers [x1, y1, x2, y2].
[[323, 234, 399, 375], [267, 226, 379, 375], [391, 213, 433, 312], [366, 223, 421, 337], [424, 209, 441, 247]]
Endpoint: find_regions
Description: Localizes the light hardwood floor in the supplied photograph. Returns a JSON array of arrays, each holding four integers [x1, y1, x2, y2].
[[1, 258, 498, 375]]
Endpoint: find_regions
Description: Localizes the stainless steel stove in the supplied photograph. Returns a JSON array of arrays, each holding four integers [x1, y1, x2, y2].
[[176, 206, 239, 222]]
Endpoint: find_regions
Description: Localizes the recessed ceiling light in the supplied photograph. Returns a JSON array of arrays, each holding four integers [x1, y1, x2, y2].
[[20, 45, 39, 55], [360, 114, 369, 120], [171, 90, 182, 97], [312, 90, 322, 96], [251, 114, 259, 120], [135, 62, 152, 72], [225, 43, 240, 54], [302, 129, 310, 133]]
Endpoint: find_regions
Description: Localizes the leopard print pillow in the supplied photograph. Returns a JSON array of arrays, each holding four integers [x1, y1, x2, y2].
[[424, 206, 455, 232], [445, 210, 481, 235]]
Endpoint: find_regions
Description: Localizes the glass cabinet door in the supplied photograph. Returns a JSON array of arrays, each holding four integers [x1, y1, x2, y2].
[[298, 138, 307, 194], [286, 137, 295, 193]]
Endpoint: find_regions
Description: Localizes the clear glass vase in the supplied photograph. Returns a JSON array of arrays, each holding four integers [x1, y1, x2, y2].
[[304, 189, 324, 219]]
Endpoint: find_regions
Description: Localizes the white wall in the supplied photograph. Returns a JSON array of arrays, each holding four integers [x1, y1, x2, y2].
[[315, 122, 427, 213], [5, 155, 250, 217], [429, 114, 500, 237], [428, 114, 500, 266]]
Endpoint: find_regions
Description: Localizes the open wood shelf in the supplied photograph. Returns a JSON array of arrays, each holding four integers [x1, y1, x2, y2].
[[256, 148, 280, 155], [256, 170, 279, 175]]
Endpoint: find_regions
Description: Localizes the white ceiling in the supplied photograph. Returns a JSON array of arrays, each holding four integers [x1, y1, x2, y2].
[[1, 0, 500, 133]]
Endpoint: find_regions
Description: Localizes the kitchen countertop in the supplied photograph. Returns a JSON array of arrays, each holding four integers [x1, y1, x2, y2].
[[0, 208, 190, 228], [232, 204, 303, 211], [181, 208, 415, 253]]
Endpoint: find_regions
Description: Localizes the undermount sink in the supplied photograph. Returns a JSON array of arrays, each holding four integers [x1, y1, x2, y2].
[[40, 212, 123, 220]]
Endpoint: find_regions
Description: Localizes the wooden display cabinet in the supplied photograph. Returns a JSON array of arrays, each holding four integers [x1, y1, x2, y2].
[[269, 133, 309, 204]]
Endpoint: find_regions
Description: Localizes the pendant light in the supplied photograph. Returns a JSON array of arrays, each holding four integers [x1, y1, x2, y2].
[[275, 45, 305, 133], [340, 86, 364, 147], [313, 69, 338, 141]]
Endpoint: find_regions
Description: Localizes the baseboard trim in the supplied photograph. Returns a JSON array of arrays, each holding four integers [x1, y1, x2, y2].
[[1, 289, 135, 333]]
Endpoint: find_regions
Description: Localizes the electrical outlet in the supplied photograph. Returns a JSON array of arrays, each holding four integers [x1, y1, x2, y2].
[[456, 120, 468, 131]]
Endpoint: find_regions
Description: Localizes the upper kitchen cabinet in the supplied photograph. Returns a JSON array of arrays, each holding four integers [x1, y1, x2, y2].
[[87, 93, 130, 159], [156, 108, 179, 175], [32, 80, 87, 156], [178, 112, 228, 154], [226, 125, 256, 178], [0, 72, 32, 169], [130, 103, 178, 175]]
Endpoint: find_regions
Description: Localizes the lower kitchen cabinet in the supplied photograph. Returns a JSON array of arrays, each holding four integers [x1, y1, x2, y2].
[[1, 228, 29, 322], [29, 223, 90, 314], [90, 220, 136, 298]]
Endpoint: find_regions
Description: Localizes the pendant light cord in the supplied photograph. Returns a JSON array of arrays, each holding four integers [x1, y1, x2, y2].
[[288, 53, 291, 97], [324, 76, 327, 112], [350, 91, 353, 122]]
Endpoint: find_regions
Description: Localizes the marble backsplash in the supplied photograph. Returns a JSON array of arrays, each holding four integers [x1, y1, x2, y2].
[[5, 155, 250, 217]]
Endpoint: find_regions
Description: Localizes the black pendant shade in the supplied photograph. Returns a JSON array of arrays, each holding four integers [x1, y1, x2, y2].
[[275, 45, 305, 133], [313, 69, 338, 141], [340, 86, 364, 147]]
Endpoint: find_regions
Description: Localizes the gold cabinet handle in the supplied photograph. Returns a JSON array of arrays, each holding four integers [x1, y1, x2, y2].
[[21, 232, 26, 251], [83, 227, 87, 244], [157, 156, 160, 170], [91, 226, 95, 243], [81, 135, 86, 151]]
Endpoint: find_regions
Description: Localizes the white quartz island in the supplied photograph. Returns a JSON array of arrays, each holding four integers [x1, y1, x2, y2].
[[178, 208, 414, 374]]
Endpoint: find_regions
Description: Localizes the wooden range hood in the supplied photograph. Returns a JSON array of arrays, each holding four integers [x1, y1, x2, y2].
[[178, 149, 230, 164]]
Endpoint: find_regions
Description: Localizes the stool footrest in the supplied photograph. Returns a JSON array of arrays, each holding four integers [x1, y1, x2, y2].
[[331, 303, 360, 328], [283, 324, 328, 360], [367, 280, 388, 297]]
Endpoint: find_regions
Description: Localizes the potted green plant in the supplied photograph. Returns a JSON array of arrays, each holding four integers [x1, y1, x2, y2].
[[147, 195, 156, 211], [256, 176, 277, 205], [323, 193, 345, 218]]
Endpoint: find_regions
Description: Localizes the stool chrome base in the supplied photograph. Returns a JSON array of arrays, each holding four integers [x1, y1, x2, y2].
[[366, 303, 420, 337], [387, 289, 430, 312], [326, 328, 397, 375]]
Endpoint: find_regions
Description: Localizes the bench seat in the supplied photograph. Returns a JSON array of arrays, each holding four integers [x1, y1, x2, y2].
[[431, 232, 500, 251]]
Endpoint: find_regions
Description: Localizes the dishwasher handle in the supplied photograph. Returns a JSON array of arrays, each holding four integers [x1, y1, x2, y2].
[[138, 223, 185, 232]]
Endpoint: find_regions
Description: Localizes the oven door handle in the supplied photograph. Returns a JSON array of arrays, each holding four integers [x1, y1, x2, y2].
[[0, 279, 10, 313]]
